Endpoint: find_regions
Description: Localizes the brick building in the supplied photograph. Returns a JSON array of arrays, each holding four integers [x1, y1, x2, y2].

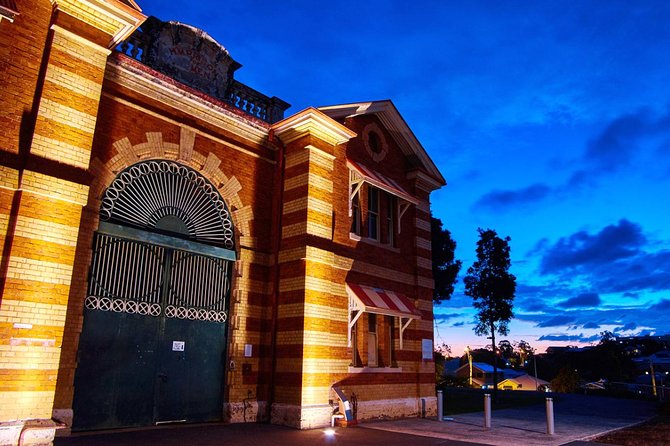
[[0, 1, 445, 443]]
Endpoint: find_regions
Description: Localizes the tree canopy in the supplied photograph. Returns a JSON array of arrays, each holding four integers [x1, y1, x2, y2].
[[463, 228, 516, 337], [463, 228, 516, 398], [431, 217, 462, 303]]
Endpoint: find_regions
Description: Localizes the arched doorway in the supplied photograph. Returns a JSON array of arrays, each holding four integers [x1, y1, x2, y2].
[[73, 160, 236, 430]]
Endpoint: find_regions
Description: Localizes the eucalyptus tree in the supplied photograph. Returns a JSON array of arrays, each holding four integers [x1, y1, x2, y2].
[[464, 228, 516, 400]]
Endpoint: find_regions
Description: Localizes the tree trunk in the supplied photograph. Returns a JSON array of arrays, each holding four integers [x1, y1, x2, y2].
[[491, 323, 498, 402]]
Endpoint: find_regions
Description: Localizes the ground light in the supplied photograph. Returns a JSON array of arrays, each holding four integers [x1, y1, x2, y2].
[[324, 428, 336, 438]]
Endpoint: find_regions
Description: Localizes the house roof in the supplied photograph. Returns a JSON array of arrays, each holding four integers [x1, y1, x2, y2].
[[455, 362, 524, 378], [318, 100, 446, 188], [498, 374, 549, 389]]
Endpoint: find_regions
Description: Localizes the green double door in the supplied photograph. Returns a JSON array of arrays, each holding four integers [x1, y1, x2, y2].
[[73, 233, 231, 430]]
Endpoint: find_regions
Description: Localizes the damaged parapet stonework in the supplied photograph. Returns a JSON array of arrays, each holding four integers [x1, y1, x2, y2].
[[118, 16, 290, 124]]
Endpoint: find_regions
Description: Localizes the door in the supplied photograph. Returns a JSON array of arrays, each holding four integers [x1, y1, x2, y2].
[[73, 233, 231, 430]]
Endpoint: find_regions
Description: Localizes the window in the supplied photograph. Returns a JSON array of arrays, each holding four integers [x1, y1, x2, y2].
[[367, 313, 378, 367], [385, 194, 395, 246], [386, 315, 395, 366], [367, 187, 379, 240], [350, 185, 361, 235]]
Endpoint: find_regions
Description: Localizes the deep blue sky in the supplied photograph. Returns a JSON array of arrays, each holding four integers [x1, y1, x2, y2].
[[136, 1, 670, 353]]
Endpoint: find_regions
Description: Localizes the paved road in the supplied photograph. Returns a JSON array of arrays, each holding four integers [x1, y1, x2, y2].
[[55, 422, 486, 446], [55, 393, 657, 446], [363, 393, 657, 446]]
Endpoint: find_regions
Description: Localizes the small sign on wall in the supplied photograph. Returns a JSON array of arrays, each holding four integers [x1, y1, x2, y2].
[[244, 344, 252, 357], [172, 341, 185, 352], [421, 339, 433, 360]]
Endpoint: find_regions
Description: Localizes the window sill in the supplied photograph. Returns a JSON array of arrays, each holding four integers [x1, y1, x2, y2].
[[348, 233, 400, 253], [348, 366, 403, 373]]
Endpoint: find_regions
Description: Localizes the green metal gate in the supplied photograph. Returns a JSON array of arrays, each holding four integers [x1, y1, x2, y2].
[[73, 230, 233, 430]]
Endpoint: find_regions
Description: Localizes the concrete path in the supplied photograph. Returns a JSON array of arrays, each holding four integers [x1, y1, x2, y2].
[[55, 394, 657, 446], [362, 393, 658, 445]]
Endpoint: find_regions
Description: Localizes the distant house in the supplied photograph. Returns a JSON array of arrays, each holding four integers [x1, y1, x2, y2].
[[443, 358, 462, 377], [633, 350, 670, 373], [455, 362, 517, 387], [498, 374, 549, 391]]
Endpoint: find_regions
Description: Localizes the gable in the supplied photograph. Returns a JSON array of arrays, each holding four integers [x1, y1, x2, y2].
[[319, 100, 446, 190]]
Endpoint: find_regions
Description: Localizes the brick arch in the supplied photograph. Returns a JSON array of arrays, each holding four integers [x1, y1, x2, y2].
[[89, 127, 253, 240]]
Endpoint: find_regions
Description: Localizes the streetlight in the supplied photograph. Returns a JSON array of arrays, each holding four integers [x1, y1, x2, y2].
[[533, 350, 539, 391], [464, 346, 473, 387], [650, 359, 658, 398]]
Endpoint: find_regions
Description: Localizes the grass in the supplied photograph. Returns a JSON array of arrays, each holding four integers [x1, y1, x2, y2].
[[594, 415, 670, 445], [440, 387, 547, 415]]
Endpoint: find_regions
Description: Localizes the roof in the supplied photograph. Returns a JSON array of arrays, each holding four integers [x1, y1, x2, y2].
[[318, 100, 446, 188], [346, 283, 421, 319], [455, 362, 524, 378], [499, 374, 549, 389], [347, 160, 419, 204]]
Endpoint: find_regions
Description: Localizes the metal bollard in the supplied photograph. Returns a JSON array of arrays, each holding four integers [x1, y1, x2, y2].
[[546, 397, 555, 435], [437, 390, 443, 421], [484, 393, 491, 428]]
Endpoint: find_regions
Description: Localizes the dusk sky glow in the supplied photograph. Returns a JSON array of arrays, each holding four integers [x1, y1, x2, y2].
[[137, 1, 670, 354]]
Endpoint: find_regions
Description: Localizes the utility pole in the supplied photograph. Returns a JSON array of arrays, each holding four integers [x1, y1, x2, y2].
[[533, 352, 539, 391], [650, 359, 657, 398], [465, 346, 473, 387]]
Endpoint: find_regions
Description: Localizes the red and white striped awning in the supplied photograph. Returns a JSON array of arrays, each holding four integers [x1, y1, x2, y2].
[[346, 283, 421, 319], [347, 160, 419, 205]]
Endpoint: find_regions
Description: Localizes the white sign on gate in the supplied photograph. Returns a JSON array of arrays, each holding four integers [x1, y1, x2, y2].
[[172, 341, 185, 352]]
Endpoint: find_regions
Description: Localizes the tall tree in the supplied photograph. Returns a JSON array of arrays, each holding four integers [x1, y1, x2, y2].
[[498, 340, 514, 362], [431, 217, 462, 303], [463, 228, 516, 400]]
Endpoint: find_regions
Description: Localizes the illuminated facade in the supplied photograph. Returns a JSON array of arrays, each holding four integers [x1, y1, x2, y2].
[[0, 1, 445, 443]]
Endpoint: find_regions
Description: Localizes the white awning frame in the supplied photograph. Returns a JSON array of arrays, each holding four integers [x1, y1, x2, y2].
[[347, 285, 420, 350], [347, 161, 419, 234]]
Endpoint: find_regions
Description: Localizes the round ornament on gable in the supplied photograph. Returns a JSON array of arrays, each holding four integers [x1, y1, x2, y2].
[[363, 122, 388, 162]]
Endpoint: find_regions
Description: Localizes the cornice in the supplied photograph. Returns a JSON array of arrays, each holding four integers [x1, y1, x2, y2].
[[271, 107, 357, 146], [105, 55, 272, 146], [407, 169, 445, 193], [51, 0, 146, 48]]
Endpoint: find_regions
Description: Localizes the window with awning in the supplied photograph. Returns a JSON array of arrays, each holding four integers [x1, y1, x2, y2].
[[348, 160, 419, 234], [346, 283, 421, 350]]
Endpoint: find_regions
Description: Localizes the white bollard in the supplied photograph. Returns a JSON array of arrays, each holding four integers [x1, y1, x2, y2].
[[484, 394, 491, 428], [546, 397, 555, 435], [437, 390, 443, 421]]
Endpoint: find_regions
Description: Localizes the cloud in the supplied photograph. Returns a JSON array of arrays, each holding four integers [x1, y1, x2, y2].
[[472, 183, 551, 211], [536, 315, 576, 327], [584, 109, 653, 172], [470, 107, 670, 214], [452, 321, 466, 327], [650, 299, 670, 311], [435, 313, 464, 321], [614, 322, 637, 332], [582, 322, 600, 329], [538, 333, 601, 343], [539, 219, 646, 274], [533, 220, 670, 297], [558, 293, 601, 308]]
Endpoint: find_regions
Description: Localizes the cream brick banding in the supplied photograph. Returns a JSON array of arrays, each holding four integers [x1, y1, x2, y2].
[[276, 330, 347, 348], [45, 65, 104, 100], [39, 99, 97, 133], [51, 25, 111, 61], [14, 217, 79, 247], [6, 258, 75, 285], [31, 135, 92, 169], [284, 173, 333, 193]]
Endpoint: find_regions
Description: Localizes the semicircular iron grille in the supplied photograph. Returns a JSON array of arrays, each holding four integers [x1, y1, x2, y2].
[[100, 160, 235, 250]]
